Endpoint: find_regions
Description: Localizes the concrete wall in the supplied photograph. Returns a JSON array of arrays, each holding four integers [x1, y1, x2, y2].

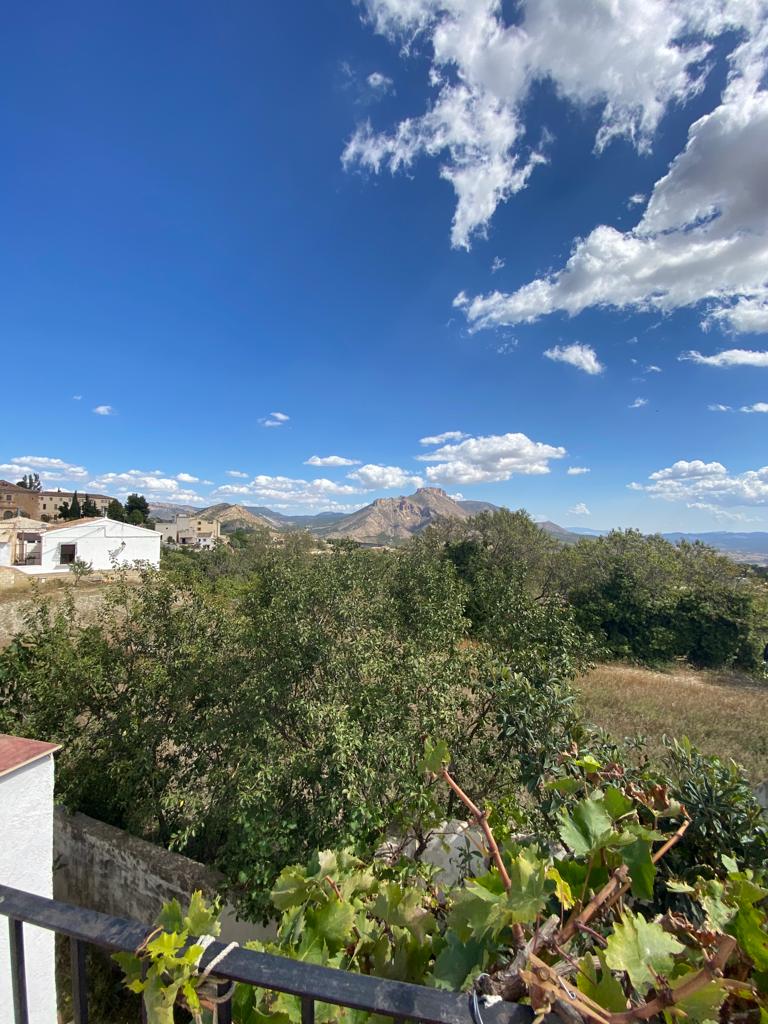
[[0, 757, 58, 1024], [40, 521, 160, 571], [54, 809, 271, 944]]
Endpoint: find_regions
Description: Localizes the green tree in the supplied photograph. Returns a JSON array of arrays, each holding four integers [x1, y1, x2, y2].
[[125, 493, 150, 523], [69, 492, 82, 520], [15, 472, 41, 491], [81, 495, 99, 517], [106, 499, 125, 521]]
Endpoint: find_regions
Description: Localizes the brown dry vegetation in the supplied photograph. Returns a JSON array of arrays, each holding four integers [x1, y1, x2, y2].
[[575, 662, 768, 783]]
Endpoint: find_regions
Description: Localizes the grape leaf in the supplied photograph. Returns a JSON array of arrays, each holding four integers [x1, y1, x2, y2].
[[185, 890, 221, 937], [669, 975, 726, 1024], [432, 932, 486, 990], [605, 909, 683, 993], [623, 839, 655, 901], [272, 865, 312, 911], [576, 951, 627, 1012], [306, 899, 356, 955], [729, 905, 768, 971], [559, 797, 615, 856], [602, 786, 634, 821]]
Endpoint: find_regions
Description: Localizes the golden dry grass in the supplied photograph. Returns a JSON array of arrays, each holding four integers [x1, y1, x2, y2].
[[574, 663, 768, 783]]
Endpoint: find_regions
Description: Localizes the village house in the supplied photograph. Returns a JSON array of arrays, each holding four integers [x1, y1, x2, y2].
[[154, 514, 221, 548], [0, 481, 113, 522], [0, 516, 160, 573]]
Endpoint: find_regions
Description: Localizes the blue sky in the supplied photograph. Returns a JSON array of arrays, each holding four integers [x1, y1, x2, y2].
[[1, 0, 767, 530]]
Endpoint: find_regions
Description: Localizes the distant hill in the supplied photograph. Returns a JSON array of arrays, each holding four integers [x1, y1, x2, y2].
[[316, 487, 474, 545], [662, 531, 768, 565], [148, 501, 203, 522], [457, 499, 499, 514], [197, 503, 275, 533], [243, 506, 348, 530]]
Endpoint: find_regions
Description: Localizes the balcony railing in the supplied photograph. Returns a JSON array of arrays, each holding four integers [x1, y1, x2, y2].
[[0, 883, 539, 1024]]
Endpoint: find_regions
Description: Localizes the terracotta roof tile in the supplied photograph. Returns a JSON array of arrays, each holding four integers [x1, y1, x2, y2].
[[0, 734, 61, 779]]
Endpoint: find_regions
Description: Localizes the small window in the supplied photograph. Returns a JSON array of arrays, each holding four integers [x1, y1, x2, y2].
[[60, 543, 76, 565]]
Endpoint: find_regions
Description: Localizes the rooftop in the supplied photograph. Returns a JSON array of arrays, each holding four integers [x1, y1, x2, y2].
[[0, 734, 60, 779]]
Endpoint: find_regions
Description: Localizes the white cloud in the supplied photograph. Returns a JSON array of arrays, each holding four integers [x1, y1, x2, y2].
[[459, 40, 768, 328], [628, 193, 646, 207], [347, 464, 424, 489], [419, 430, 469, 446], [567, 467, 591, 476], [176, 473, 199, 483], [740, 402, 768, 412], [86, 469, 209, 504], [708, 403, 732, 411], [344, 0, 761, 248], [569, 502, 591, 516], [260, 412, 290, 428], [632, 457, 768, 508], [686, 501, 754, 522], [543, 343, 604, 375], [680, 348, 768, 367], [93, 405, 114, 416], [213, 474, 366, 510], [7, 456, 89, 481], [226, 470, 249, 478], [491, 257, 505, 273], [304, 455, 361, 466], [647, 365, 662, 373], [367, 71, 394, 93], [72, 395, 82, 401], [415, 431, 566, 484], [629, 397, 648, 408]]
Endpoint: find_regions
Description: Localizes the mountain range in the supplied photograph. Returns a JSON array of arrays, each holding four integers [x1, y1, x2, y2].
[[148, 492, 768, 562]]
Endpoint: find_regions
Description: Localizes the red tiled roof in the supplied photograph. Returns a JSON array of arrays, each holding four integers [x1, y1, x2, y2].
[[0, 734, 61, 779]]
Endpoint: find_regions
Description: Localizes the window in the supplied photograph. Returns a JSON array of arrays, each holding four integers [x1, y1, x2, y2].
[[59, 543, 76, 565]]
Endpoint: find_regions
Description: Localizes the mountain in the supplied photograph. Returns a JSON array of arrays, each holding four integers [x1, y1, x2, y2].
[[243, 506, 348, 530], [536, 520, 581, 544], [148, 501, 204, 521], [197, 503, 275, 533], [457, 499, 500, 514], [317, 487, 473, 545], [662, 531, 768, 565]]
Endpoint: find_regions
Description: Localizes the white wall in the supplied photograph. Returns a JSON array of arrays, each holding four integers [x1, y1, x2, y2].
[[0, 542, 10, 567], [40, 520, 161, 571], [0, 756, 57, 1024]]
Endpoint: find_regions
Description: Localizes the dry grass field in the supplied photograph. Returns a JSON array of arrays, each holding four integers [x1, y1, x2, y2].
[[575, 663, 768, 783]]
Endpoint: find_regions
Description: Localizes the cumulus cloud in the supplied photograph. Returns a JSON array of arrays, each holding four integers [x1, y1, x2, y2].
[[680, 348, 768, 367], [419, 430, 469, 446], [459, 29, 768, 328], [567, 467, 591, 475], [344, 0, 762, 248], [569, 502, 591, 516], [213, 474, 366, 510], [415, 431, 566, 484], [544, 343, 604, 375], [93, 405, 114, 416], [740, 402, 768, 412], [87, 469, 209, 504], [305, 455, 361, 466], [5, 456, 89, 481], [629, 397, 648, 408], [628, 193, 646, 207], [347, 464, 424, 489], [631, 458, 768, 508], [226, 470, 249, 478], [176, 472, 199, 483]]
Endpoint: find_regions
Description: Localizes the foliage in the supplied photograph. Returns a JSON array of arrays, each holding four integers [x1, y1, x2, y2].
[[119, 755, 768, 1024], [559, 531, 767, 670], [69, 558, 94, 585], [126, 493, 150, 523], [81, 495, 100, 517], [114, 891, 221, 1024], [15, 472, 41, 491], [107, 498, 126, 521]]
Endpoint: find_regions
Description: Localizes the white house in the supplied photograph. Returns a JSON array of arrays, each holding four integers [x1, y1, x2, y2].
[[0, 734, 61, 1024], [13, 517, 161, 574]]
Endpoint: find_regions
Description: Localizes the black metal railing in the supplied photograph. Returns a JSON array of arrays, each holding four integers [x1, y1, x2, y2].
[[0, 883, 538, 1024]]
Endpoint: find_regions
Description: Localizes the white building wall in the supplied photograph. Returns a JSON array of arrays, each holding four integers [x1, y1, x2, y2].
[[39, 520, 161, 571], [0, 756, 57, 1024]]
